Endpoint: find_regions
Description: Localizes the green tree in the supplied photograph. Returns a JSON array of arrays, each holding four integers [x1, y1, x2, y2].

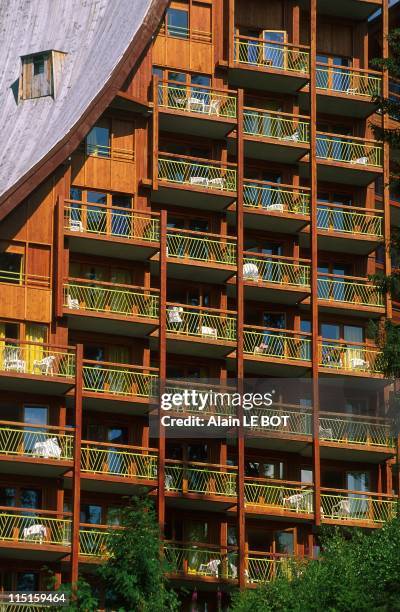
[[231, 520, 400, 612]]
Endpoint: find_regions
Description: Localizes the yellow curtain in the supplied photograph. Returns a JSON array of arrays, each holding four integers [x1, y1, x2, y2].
[[26, 324, 46, 373], [108, 345, 130, 393]]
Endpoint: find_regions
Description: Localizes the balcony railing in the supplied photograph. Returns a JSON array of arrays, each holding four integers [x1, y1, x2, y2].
[[167, 228, 236, 266], [0, 421, 73, 461], [166, 303, 237, 342], [247, 405, 394, 449], [245, 479, 313, 514], [244, 327, 311, 362], [318, 340, 382, 374], [81, 442, 157, 479], [157, 81, 237, 118], [165, 460, 237, 497], [64, 200, 160, 242], [165, 379, 236, 416], [83, 360, 157, 398], [0, 507, 71, 547], [158, 153, 237, 191], [79, 524, 112, 557], [243, 179, 310, 216], [164, 542, 238, 579], [246, 553, 288, 583], [317, 202, 383, 238], [244, 108, 310, 143], [0, 270, 50, 288], [243, 253, 310, 288], [84, 143, 134, 161], [316, 63, 381, 97], [321, 490, 396, 525], [234, 35, 309, 74], [316, 133, 382, 167], [64, 279, 159, 319], [317, 274, 383, 307], [0, 339, 75, 379]]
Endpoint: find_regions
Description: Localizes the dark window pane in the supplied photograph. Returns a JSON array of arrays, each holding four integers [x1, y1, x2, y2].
[[166, 8, 189, 38], [17, 572, 39, 592], [0, 488, 16, 506], [112, 194, 131, 208], [0, 253, 22, 284], [87, 191, 107, 205], [86, 126, 110, 158], [21, 489, 41, 508], [191, 74, 211, 87], [70, 187, 82, 201], [33, 58, 45, 76]]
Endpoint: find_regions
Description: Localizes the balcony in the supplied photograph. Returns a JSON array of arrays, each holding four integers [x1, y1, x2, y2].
[[245, 478, 314, 519], [315, 64, 381, 117], [82, 360, 157, 413], [157, 81, 237, 138], [165, 460, 237, 510], [0, 421, 73, 477], [64, 201, 160, 261], [165, 379, 236, 417], [239, 179, 310, 234], [308, 133, 383, 186], [81, 442, 157, 494], [164, 542, 238, 581], [0, 339, 75, 394], [242, 108, 310, 163], [0, 507, 71, 560], [318, 340, 383, 377], [164, 227, 236, 282], [63, 279, 159, 337], [163, 303, 237, 357], [246, 553, 287, 584], [230, 36, 309, 93], [153, 153, 237, 211], [317, 274, 384, 315], [240, 253, 310, 304], [321, 489, 396, 527], [79, 524, 112, 558], [315, 202, 383, 254], [311, 0, 383, 20], [243, 327, 311, 375]]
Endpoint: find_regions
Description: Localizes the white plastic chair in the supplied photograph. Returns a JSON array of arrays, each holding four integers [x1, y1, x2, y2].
[[243, 262, 259, 281], [190, 176, 208, 187], [200, 326, 217, 339], [33, 355, 56, 376], [199, 558, 220, 577], [4, 347, 26, 373], [22, 524, 47, 543], [208, 177, 224, 190], [351, 156, 368, 165], [67, 295, 80, 310], [33, 437, 62, 459], [69, 219, 83, 232], [331, 498, 351, 518]]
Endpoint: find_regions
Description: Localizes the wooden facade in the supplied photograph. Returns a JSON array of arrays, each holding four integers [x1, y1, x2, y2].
[[0, 0, 396, 607]]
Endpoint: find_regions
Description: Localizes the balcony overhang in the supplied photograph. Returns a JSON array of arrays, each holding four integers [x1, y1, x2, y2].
[[66, 231, 159, 262], [159, 109, 235, 139], [242, 136, 309, 164], [63, 308, 158, 338], [151, 182, 235, 212], [0, 371, 74, 395], [228, 207, 310, 235], [228, 64, 309, 95], [300, 159, 382, 187]]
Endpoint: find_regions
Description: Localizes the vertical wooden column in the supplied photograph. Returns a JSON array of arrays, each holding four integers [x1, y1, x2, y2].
[[236, 88, 246, 588], [71, 343, 83, 586], [228, 0, 234, 66], [309, 0, 321, 527], [54, 196, 64, 319], [382, 0, 392, 320], [157, 210, 167, 532], [153, 77, 160, 191]]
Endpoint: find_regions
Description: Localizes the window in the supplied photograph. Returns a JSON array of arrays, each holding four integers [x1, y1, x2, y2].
[[86, 125, 110, 158], [17, 573, 39, 592], [0, 252, 23, 284], [166, 8, 189, 38], [20, 52, 52, 100]]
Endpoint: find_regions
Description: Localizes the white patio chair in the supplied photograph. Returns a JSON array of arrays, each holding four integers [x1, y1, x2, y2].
[[33, 437, 62, 459], [350, 357, 368, 370], [167, 306, 183, 324], [346, 87, 358, 95], [190, 176, 208, 187], [22, 524, 47, 543], [207, 177, 225, 190], [200, 326, 217, 339], [33, 355, 56, 376], [331, 498, 351, 518], [165, 474, 174, 491], [283, 489, 312, 512], [69, 219, 83, 232], [199, 558, 220, 577], [350, 156, 368, 165], [4, 347, 26, 373], [266, 202, 284, 212], [208, 98, 222, 116], [243, 262, 259, 281], [67, 295, 80, 309], [319, 425, 333, 439], [282, 130, 300, 142], [187, 96, 207, 113]]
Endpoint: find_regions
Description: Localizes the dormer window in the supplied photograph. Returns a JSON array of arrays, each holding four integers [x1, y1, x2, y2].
[[19, 50, 67, 101]]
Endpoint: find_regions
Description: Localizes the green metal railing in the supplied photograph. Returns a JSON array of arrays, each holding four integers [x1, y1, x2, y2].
[[0, 511, 71, 546], [317, 204, 383, 238], [234, 36, 309, 73], [321, 491, 396, 524], [165, 543, 238, 579], [316, 64, 381, 97], [319, 414, 394, 448], [164, 380, 236, 416], [245, 480, 314, 513], [244, 109, 310, 143], [64, 201, 160, 242], [319, 341, 383, 374], [244, 327, 311, 361], [81, 443, 157, 479], [167, 304, 236, 342], [158, 155, 237, 191], [243, 180, 310, 215], [246, 555, 286, 583], [83, 362, 157, 398], [167, 230, 236, 266], [0, 340, 75, 379], [316, 134, 382, 167], [165, 462, 237, 497], [243, 255, 310, 288], [317, 275, 383, 307], [0, 423, 73, 461], [158, 82, 237, 118], [79, 526, 111, 557], [64, 280, 159, 319]]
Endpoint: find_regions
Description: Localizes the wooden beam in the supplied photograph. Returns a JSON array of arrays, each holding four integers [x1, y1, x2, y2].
[[71, 343, 83, 587], [157, 210, 167, 532]]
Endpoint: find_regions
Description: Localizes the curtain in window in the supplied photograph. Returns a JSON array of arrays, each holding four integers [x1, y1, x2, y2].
[[108, 346, 130, 394], [25, 324, 46, 373]]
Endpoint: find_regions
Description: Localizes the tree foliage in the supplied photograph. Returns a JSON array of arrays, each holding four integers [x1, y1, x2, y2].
[[231, 520, 400, 612]]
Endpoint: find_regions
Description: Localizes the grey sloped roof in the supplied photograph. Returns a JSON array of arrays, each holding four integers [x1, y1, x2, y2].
[[0, 0, 165, 209]]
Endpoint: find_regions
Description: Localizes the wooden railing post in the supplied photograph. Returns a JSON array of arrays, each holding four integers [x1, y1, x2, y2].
[[71, 343, 83, 588]]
